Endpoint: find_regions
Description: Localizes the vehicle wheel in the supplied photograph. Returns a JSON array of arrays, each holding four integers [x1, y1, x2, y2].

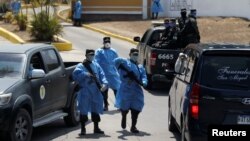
[[64, 91, 80, 126], [145, 74, 153, 90], [10, 109, 32, 141], [168, 104, 177, 132], [181, 118, 187, 141], [0, 131, 9, 140]]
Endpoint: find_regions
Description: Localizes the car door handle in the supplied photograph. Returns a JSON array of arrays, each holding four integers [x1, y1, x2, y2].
[[46, 79, 51, 84]]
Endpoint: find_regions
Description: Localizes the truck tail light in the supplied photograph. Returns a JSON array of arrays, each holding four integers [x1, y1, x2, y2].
[[150, 52, 157, 66], [190, 83, 200, 119]]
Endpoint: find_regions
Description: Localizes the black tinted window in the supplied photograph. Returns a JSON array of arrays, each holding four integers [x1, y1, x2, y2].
[[148, 30, 163, 46], [30, 53, 45, 71], [41, 49, 60, 71], [141, 29, 150, 43], [201, 55, 250, 90]]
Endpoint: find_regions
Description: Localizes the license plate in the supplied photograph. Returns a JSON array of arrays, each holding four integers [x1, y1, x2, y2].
[[237, 115, 250, 125]]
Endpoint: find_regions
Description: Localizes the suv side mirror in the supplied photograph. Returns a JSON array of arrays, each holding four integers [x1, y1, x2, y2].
[[174, 53, 188, 74], [30, 69, 45, 79], [133, 36, 141, 42]]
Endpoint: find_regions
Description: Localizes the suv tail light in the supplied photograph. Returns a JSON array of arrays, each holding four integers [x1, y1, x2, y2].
[[190, 83, 200, 119], [150, 52, 157, 66]]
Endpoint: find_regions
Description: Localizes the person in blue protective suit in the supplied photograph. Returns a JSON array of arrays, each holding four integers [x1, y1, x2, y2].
[[95, 37, 121, 111], [72, 49, 108, 136], [151, 0, 163, 19], [114, 48, 147, 133], [11, 0, 21, 15], [73, 0, 82, 26]]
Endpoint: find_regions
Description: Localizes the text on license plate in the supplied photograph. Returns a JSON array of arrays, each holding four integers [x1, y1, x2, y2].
[[237, 115, 250, 125]]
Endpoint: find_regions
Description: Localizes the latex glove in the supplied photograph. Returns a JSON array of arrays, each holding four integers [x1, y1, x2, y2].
[[100, 84, 108, 92], [142, 81, 147, 88]]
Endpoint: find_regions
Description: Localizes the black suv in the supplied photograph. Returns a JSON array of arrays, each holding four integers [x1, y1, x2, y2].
[[168, 43, 250, 141]]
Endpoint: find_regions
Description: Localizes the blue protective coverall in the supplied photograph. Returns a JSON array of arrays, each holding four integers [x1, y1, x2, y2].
[[11, 1, 21, 15], [73, 0, 82, 20], [95, 48, 121, 90], [114, 58, 147, 112], [151, 0, 163, 13], [72, 62, 108, 115]]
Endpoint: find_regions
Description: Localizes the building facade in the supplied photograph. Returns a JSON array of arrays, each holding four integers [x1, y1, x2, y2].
[[80, 0, 152, 21], [80, 0, 250, 21], [162, 0, 250, 19]]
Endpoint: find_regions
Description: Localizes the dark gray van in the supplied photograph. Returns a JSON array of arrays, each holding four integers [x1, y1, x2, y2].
[[168, 43, 250, 141]]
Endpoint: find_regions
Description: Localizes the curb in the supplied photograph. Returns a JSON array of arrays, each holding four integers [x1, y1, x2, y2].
[[52, 35, 72, 51], [0, 27, 25, 44], [57, 8, 138, 45], [24, 25, 72, 51]]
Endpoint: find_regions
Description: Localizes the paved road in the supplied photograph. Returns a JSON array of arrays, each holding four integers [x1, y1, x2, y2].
[[0, 36, 11, 44], [32, 23, 181, 141]]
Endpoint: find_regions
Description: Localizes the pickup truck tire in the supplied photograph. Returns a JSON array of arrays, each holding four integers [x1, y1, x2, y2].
[[145, 74, 153, 90], [10, 109, 32, 141], [181, 118, 187, 141], [168, 103, 177, 132], [64, 91, 80, 127]]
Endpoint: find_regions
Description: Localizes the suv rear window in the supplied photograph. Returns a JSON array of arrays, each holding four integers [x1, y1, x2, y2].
[[201, 55, 250, 90], [148, 30, 164, 46]]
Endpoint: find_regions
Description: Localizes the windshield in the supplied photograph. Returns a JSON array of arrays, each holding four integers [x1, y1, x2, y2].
[[0, 53, 25, 78], [201, 55, 250, 90]]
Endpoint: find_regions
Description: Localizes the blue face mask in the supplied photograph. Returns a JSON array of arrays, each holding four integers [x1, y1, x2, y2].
[[170, 23, 175, 28], [165, 23, 171, 28]]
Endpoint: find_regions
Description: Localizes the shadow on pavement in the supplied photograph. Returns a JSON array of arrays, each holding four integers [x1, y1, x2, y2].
[[32, 119, 87, 141], [77, 133, 111, 139], [104, 109, 120, 115], [117, 130, 151, 140], [144, 82, 172, 96]]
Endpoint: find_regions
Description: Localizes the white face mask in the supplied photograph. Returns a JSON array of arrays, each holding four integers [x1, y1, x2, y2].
[[87, 55, 94, 62], [130, 55, 139, 62], [104, 43, 111, 48]]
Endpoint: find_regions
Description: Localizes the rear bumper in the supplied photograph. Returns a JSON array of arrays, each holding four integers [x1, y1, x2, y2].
[[185, 119, 207, 141], [151, 74, 174, 83], [186, 130, 207, 141]]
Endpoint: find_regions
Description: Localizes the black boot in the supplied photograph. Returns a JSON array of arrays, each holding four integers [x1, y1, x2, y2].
[[121, 110, 128, 129], [103, 90, 109, 111], [131, 109, 140, 134], [79, 115, 88, 136], [155, 13, 158, 19], [79, 123, 86, 136], [151, 13, 154, 19], [94, 122, 104, 134]]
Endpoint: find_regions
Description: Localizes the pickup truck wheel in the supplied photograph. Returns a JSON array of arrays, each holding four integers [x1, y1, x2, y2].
[[10, 109, 32, 141], [145, 74, 153, 90], [181, 118, 187, 141], [64, 91, 80, 126], [168, 104, 177, 132]]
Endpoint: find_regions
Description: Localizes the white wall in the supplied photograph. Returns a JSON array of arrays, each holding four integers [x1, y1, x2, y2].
[[159, 0, 250, 19]]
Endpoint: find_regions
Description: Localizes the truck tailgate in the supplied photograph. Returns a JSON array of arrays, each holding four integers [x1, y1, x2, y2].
[[150, 48, 181, 74]]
